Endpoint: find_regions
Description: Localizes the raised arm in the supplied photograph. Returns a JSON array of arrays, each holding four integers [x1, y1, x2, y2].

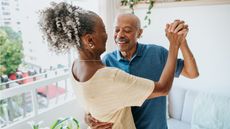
[[148, 21, 188, 99], [180, 39, 199, 78], [170, 20, 199, 78]]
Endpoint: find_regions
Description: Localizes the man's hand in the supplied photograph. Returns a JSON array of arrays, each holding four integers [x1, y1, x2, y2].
[[165, 19, 189, 47], [85, 113, 113, 129]]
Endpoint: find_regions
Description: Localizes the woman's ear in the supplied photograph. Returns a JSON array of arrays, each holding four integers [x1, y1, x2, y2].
[[82, 34, 95, 49]]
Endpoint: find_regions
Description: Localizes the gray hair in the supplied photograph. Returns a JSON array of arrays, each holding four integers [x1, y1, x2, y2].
[[39, 2, 99, 54]]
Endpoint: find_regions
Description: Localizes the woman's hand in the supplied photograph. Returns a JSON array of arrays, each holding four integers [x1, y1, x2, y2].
[[85, 113, 113, 129], [165, 19, 189, 47]]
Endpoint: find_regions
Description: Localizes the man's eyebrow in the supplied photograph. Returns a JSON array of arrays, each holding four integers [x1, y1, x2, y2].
[[115, 26, 133, 29]]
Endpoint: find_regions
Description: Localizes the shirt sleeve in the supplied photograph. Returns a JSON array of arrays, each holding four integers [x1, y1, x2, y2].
[[101, 53, 107, 65], [112, 69, 155, 107], [162, 47, 184, 77]]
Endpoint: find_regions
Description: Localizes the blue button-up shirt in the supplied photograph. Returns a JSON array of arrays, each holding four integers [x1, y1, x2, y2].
[[102, 43, 184, 129]]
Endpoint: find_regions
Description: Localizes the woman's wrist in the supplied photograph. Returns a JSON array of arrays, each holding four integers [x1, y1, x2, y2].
[[169, 45, 180, 52]]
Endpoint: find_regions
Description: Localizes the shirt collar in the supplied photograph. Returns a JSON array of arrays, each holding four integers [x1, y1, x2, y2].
[[116, 43, 143, 61]]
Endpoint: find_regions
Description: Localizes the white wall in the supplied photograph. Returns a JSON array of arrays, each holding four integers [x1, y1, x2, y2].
[[118, 2, 230, 96]]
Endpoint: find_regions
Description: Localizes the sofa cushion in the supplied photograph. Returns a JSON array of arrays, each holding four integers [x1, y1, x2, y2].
[[168, 87, 187, 120], [191, 93, 230, 129], [168, 118, 191, 129], [181, 89, 199, 123]]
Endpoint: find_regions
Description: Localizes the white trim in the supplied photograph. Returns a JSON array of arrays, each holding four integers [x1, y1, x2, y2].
[[1, 97, 76, 129], [0, 73, 69, 100], [0, 68, 69, 86], [119, 0, 230, 10], [0, 72, 71, 128]]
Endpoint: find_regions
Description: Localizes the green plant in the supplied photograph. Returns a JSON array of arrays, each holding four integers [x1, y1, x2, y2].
[[28, 121, 43, 129], [51, 117, 80, 129], [120, 0, 155, 28], [0, 27, 23, 76], [29, 117, 80, 129]]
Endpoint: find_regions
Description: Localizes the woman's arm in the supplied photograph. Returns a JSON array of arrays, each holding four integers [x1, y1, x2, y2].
[[148, 45, 179, 98], [148, 20, 188, 99]]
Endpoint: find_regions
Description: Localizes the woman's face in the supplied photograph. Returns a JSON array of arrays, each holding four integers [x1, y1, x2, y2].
[[92, 16, 108, 55]]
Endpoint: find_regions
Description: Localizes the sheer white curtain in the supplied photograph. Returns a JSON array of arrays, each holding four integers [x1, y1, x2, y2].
[[69, 0, 122, 63], [98, 0, 119, 53]]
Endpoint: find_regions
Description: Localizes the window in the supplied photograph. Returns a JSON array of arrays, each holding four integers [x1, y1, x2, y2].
[[2, 12, 10, 15], [0, 0, 100, 128], [1, 2, 9, 6]]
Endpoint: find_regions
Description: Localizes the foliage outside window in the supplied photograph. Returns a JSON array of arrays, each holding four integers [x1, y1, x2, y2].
[[0, 27, 23, 76]]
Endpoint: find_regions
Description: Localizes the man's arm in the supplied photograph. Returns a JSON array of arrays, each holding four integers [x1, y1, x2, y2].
[[84, 113, 113, 129], [180, 39, 199, 78]]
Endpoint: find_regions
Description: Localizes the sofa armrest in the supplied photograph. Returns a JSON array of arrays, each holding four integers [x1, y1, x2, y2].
[[181, 90, 198, 123], [168, 87, 187, 120]]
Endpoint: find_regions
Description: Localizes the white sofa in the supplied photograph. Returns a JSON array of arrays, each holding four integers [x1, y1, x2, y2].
[[167, 86, 198, 129], [167, 86, 230, 129]]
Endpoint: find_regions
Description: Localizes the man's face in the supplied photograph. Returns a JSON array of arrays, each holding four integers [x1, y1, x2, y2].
[[114, 15, 141, 53]]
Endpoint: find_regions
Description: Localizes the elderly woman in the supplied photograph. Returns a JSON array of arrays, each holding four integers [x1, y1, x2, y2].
[[39, 2, 186, 129]]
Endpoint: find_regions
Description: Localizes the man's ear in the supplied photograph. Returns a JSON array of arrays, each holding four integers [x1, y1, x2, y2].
[[137, 29, 143, 38]]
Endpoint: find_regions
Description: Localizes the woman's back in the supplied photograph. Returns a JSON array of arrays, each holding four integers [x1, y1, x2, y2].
[[71, 60, 105, 82], [72, 67, 154, 129]]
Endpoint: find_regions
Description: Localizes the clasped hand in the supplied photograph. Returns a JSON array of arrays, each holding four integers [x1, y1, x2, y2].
[[165, 19, 189, 47]]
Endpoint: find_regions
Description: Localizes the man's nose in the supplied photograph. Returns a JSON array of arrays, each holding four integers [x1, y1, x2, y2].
[[117, 31, 125, 38]]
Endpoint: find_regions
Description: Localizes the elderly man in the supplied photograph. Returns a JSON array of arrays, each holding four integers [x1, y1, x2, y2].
[[85, 13, 199, 129]]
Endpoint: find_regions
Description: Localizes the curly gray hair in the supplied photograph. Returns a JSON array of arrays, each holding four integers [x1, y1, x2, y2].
[[39, 2, 99, 53]]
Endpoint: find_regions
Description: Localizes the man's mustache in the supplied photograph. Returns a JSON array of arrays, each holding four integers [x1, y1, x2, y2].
[[115, 38, 129, 43]]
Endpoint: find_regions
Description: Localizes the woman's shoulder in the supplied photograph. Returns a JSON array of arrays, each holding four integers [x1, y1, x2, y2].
[[96, 67, 120, 77], [72, 67, 121, 84], [102, 67, 128, 76]]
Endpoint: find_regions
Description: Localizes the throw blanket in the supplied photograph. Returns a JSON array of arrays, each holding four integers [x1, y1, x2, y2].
[[191, 93, 230, 129]]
